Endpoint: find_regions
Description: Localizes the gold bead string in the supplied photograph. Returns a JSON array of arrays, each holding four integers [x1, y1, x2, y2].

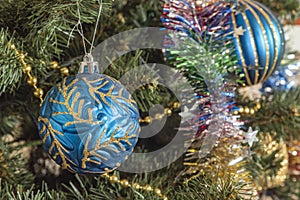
[[10, 44, 44, 104], [10, 44, 44, 103], [233, 102, 261, 115], [101, 173, 168, 200], [10, 43, 71, 104], [50, 61, 70, 76], [139, 102, 181, 124]]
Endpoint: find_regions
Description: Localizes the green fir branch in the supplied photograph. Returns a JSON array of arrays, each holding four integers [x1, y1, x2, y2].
[[0, 0, 112, 61], [25, 0, 112, 59], [0, 29, 23, 95], [256, 0, 300, 22], [104, 50, 173, 113], [165, 30, 241, 91], [0, 179, 65, 200], [243, 86, 300, 141], [0, 141, 34, 188], [173, 175, 250, 200]]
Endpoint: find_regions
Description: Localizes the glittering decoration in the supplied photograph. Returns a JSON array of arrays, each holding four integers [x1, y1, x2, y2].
[[288, 141, 300, 177], [161, 0, 236, 88], [177, 75, 257, 190], [162, 2, 258, 198], [170, 36, 258, 200], [179, 102, 199, 123], [38, 55, 140, 174], [243, 127, 258, 147], [161, 0, 286, 86], [183, 131, 259, 199], [161, 0, 232, 41], [251, 133, 288, 191], [181, 113, 259, 199], [232, 0, 286, 85]]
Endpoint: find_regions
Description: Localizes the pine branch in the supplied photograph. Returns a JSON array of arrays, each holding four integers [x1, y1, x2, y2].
[[62, 0, 163, 62], [256, 0, 300, 22], [61, 156, 181, 199], [172, 175, 251, 200], [26, 0, 111, 58], [243, 86, 300, 141], [0, 29, 23, 95], [0, 141, 34, 188], [104, 50, 173, 112], [0, 179, 65, 200], [0, 27, 62, 96], [247, 132, 288, 192], [0, 0, 112, 60]]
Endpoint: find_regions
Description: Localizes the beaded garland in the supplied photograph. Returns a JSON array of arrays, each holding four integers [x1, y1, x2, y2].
[[102, 173, 168, 200]]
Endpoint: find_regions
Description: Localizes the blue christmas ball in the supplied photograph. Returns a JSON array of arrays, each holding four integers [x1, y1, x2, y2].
[[232, 0, 285, 85], [38, 73, 140, 174]]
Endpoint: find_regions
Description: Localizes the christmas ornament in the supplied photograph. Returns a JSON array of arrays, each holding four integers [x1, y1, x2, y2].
[[232, 0, 286, 85], [288, 141, 300, 177], [161, 0, 285, 86], [38, 54, 140, 173]]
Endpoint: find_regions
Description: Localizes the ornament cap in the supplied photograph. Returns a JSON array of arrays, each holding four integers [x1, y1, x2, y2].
[[78, 53, 99, 74]]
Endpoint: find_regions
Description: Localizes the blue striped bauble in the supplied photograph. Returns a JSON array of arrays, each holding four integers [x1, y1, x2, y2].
[[231, 0, 285, 85]]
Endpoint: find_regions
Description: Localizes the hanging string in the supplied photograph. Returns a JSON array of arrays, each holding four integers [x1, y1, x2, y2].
[[90, 0, 103, 53], [67, 21, 93, 50], [76, 0, 88, 55], [70, 0, 103, 55]]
